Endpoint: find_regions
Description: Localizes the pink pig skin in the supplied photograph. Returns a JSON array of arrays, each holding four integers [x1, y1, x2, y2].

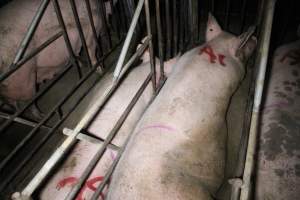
[[106, 14, 257, 200]]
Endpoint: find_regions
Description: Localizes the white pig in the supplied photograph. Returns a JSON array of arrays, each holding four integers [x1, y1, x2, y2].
[[0, 0, 104, 118], [255, 39, 300, 200], [38, 48, 178, 199], [107, 14, 257, 200]]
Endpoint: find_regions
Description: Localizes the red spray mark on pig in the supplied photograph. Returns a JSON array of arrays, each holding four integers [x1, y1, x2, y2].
[[57, 176, 107, 200], [199, 45, 226, 66], [280, 49, 300, 65], [139, 124, 176, 134]]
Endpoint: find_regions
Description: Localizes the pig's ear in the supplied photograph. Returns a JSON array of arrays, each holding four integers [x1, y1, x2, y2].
[[206, 13, 222, 41], [233, 26, 257, 61]]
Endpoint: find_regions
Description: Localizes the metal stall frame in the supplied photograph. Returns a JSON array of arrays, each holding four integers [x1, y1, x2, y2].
[[11, 0, 158, 199], [0, 0, 125, 196]]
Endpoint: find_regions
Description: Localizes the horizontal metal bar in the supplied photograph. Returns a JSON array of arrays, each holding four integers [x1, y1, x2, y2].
[[0, 31, 63, 83], [73, 73, 152, 200], [13, 0, 50, 64], [62, 128, 120, 150], [113, 0, 145, 81], [0, 112, 52, 131]]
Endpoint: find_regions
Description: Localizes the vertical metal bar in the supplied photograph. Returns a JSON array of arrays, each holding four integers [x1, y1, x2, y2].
[[155, 0, 165, 81], [13, 0, 50, 64], [179, 0, 185, 52], [113, 0, 145, 81], [84, 0, 103, 61], [144, 0, 156, 91], [173, 0, 178, 55], [191, 0, 198, 45], [165, 0, 172, 59], [99, 0, 112, 49], [53, 0, 81, 77], [211, 0, 215, 14], [225, 0, 231, 30], [69, 0, 93, 69], [240, 1, 276, 200]]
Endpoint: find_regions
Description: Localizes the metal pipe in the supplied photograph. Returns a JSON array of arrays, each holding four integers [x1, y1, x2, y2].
[[240, 0, 276, 200], [91, 73, 152, 200], [155, 0, 165, 82], [0, 31, 63, 83], [144, 0, 156, 92], [99, 0, 112, 49], [12, 0, 50, 64], [165, 0, 171, 59], [84, 0, 103, 61], [113, 0, 145, 81], [69, 0, 93, 69], [190, 0, 198, 45], [225, 0, 231, 30]]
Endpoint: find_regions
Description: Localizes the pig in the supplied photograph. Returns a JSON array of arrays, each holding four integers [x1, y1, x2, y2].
[[255, 39, 300, 200], [0, 0, 104, 119], [106, 14, 257, 200], [36, 46, 178, 199]]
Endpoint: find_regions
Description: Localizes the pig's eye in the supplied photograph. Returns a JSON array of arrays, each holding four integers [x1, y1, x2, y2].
[[210, 28, 213, 31]]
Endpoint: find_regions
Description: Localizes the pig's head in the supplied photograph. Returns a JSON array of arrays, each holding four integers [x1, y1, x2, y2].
[[206, 13, 257, 63]]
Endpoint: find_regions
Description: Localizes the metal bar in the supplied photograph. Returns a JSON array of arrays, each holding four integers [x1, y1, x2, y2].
[[240, 0, 276, 200], [19, 37, 147, 197], [165, 0, 172, 59], [62, 128, 120, 150], [179, 0, 185, 52], [211, 0, 215, 14], [155, 0, 165, 82], [90, 73, 152, 200], [0, 31, 63, 83], [99, 0, 112, 49], [113, 0, 145, 81], [0, 68, 99, 192], [69, 0, 93, 69], [191, 0, 198, 45], [84, 0, 103, 61], [0, 111, 52, 131], [144, 0, 156, 92], [173, 0, 178, 55], [225, 0, 231, 30], [67, 73, 152, 200], [13, 0, 50, 64]]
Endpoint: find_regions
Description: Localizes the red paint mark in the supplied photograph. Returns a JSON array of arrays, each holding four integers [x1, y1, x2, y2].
[[218, 54, 226, 66], [199, 45, 226, 66], [280, 49, 300, 65], [57, 176, 106, 200], [56, 177, 78, 190]]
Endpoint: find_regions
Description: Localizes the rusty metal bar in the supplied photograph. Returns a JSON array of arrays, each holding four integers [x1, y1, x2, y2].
[[240, 0, 276, 200], [155, 0, 165, 82], [13, 0, 50, 64], [90, 73, 152, 200], [173, 0, 178, 55]]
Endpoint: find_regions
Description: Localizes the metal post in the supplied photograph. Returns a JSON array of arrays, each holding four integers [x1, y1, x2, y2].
[[144, 0, 156, 91], [165, 0, 172, 59], [173, 0, 178, 55], [240, 0, 276, 200], [155, 0, 165, 82], [113, 0, 145, 81]]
